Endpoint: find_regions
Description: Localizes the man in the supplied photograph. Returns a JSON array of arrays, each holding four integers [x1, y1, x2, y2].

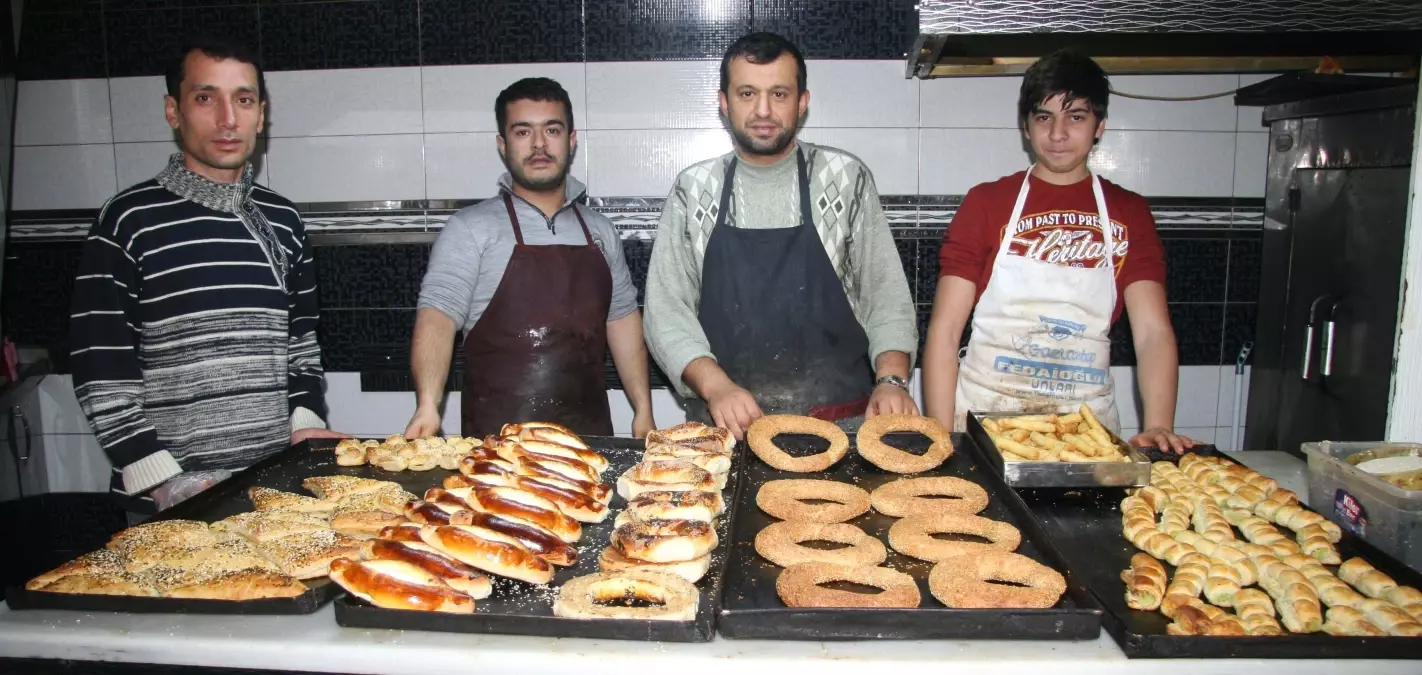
[[406, 78, 653, 439], [644, 32, 918, 439], [922, 48, 1195, 453], [71, 40, 346, 508]]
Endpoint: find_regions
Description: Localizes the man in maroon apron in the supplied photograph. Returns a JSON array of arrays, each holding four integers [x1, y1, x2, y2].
[[644, 33, 919, 439], [406, 78, 653, 439]]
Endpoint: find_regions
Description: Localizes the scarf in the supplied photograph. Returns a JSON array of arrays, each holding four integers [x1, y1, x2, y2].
[[156, 153, 289, 289]]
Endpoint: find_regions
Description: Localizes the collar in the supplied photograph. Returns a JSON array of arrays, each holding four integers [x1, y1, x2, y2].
[[496, 172, 587, 210], [155, 153, 256, 213]]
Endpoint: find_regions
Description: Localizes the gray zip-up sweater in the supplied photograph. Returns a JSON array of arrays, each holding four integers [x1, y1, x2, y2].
[[644, 142, 918, 400]]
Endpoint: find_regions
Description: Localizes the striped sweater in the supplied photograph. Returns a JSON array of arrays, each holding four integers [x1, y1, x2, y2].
[[70, 160, 327, 495]]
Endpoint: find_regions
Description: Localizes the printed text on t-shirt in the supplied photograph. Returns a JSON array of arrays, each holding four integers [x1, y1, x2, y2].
[[1007, 210, 1128, 269]]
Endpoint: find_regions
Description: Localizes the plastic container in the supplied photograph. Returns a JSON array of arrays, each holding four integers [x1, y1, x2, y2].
[[1302, 441, 1422, 572]]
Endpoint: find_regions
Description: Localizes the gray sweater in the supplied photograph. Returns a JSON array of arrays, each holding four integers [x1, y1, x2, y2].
[[419, 174, 639, 333], [643, 142, 918, 400]]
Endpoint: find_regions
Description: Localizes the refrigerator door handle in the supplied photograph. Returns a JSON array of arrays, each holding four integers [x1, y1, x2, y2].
[[1303, 295, 1334, 381], [12, 405, 30, 462], [1321, 299, 1344, 379]]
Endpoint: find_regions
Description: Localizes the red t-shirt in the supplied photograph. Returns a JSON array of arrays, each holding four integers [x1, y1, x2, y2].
[[938, 171, 1167, 322]]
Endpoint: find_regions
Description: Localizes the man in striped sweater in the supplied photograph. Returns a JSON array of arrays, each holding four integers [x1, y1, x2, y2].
[[70, 40, 346, 505]]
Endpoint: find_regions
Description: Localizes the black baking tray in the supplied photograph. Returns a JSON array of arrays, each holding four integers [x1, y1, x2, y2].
[[716, 431, 1104, 640], [5, 441, 352, 615], [982, 441, 1422, 659], [333, 436, 744, 642]]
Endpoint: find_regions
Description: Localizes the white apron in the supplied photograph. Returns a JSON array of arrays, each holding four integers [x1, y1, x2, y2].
[[953, 169, 1121, 434]]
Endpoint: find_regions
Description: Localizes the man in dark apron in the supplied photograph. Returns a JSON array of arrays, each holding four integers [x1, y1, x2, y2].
[[407, 78, 653, 439], [644, 33, 919, 439]]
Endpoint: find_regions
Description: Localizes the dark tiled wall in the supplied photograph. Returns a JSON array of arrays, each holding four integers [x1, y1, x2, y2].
[[1, 226, 1260, 389], [18, 0, 920, 80]]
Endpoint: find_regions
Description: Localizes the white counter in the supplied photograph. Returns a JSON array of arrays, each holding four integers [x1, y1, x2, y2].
[[4, 451, 1408, 673], [0, 603, 1418, 675]]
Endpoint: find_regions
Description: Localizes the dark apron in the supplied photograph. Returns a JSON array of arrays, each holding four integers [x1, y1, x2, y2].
[[694, 147, 874, 421], [461, 192, 614, 438]]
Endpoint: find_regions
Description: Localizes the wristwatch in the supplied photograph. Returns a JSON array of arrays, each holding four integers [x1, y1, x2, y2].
[[874, 375, 909, 391]]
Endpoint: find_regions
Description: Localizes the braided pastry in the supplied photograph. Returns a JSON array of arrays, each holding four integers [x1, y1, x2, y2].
[[1357, 598, 1422, 636], [1235, 514, 1299, 558], [1121, 552, 1168, 611], [1338, 558, 1399, 599], [1205, 560, 1243, 607], [1386, 586, 1422, 621], [1190, 494, 1235, 543], [1257, 555, 1323, 633], [1121, 496, 1158, 543], [1322, 606, 1387, 637], [1159, 497, 1193, 534], [1295, 524, 1341, 565], [1173, 530, 1256, 587], [1194, 601, 1248, 636], [1282, 553, 1364, 608], [1138, 530, 1196, 566], [1255, 499, 1342, 542], [1233, 588, 1284, 636], [1165, 552, 1210, 603]]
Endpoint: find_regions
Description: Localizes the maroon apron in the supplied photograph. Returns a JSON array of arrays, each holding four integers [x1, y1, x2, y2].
[[460, 192, 614, 438]]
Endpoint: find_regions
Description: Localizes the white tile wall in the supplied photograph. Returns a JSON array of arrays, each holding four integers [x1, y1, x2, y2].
[[109, 76, 173, 143], [919, 128, 1031, 194], [919, 76, 1022, 128], [15, 79, 113, 146], [423, 63, 587, 134], [12, 62, 1283, 209], [1236, 73, 1279, 132], [265, 68, 424, 138], [797, 127, 918, 195], [1105, 75, 1241, 132], [114, 140, 178, 190], [804, 60, 918, 128], [1090, 130, 1237, 197], [583, 128, 732, 197], [1233, 132, 1270, 198], [12, 144, 117, 210], [585, 61, 722, 130], [266, 134, 425, 202]]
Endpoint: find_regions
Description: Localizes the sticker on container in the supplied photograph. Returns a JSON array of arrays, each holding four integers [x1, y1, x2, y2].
[[1334, 489, 1367, 538]]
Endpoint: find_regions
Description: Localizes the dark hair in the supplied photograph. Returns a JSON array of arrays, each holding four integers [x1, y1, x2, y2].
[[719, 32, 807, 94], [1018, 48, 1109, 128], [495, 78, 575, 137], [165, 39, 266, 102]]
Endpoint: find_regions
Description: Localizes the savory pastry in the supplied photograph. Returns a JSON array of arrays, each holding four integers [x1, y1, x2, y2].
[[646, 421, 735, 455], [162, 569, 307, 601], [1120, 552, 1168, 611], [328, 558, 474, 614], [246, 487, 336, 514], [855, 413, 953, 474], [887, 512, 1022, 563], [775, 562, 919, 609], [616, 459, 716, 500], [612, 519, 717, 564], [25, 549, 127, 590], [928, 551, 1066, 609], [360, 539, 492, 599], [257, 529, 362, 580], [301, 475, 400, 503], [754, 521, 886, 568], [756, 479, 869, 523], [458, 485, 582, 543], [418, 524, 554, 584], [553, 570, 699, 621], [746, 415, 850, 473], [33, 572, 160, 597], [210, 510, 330, 543], [869, 476, 989, 518], [107, 520, 218, 554], [597, 546, 711, 583], [620, 490, 723, 524]]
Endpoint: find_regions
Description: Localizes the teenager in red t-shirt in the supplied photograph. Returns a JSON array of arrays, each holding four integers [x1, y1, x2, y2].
[[922, 49, 1195, 454]]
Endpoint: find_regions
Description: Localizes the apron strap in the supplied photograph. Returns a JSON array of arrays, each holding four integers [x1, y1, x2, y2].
[[501, 192, 525, 246], [715, 157, 738, 232], [795, 147, 813, 231], [570, 204, 595, 246]]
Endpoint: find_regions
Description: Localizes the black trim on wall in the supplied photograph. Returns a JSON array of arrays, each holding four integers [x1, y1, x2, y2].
[[16, 0, 921, 80]]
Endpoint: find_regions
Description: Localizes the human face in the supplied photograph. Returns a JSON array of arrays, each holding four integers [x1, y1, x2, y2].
[[164, 51, 265, 183], [1023, 93, 1105, 183], [497, 99, 576, 192], [719, 54, 808, 163]]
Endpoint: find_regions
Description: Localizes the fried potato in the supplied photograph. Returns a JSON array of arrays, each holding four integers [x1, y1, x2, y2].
[[985, 404, 1128, 464]]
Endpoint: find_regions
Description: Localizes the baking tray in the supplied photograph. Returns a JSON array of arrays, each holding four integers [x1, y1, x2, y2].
[[716, 431, 1104, 640], [5, 441, 347, 615], [967, 411, 1152, 488], [334, 436, 744, 642], [985, 442, 1422, 659]]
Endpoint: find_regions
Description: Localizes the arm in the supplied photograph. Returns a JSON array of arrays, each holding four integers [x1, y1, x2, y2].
[[1124, 280, 1192, 452], [286, 223, 331, 435], [407, 214, 481, 437], [607, 311, 654, 437], [922, 276, 977, 425], [847, 169, 919, 418], [70, 210, 182, 494], [643, 181, 718, 401]]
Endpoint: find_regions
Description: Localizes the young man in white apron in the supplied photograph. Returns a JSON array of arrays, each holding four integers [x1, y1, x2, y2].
[[922, 49, 1195, 454]]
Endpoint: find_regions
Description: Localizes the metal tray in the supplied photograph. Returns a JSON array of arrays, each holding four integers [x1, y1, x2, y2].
[[986, 442, 1422, 659], [716, 431, 1104, 641], [968, 411, 1152, 488], [334, 436, 744, 642], [4, 442, 347, 615]]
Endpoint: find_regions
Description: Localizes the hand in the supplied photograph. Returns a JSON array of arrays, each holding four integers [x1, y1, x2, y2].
[[705, 381, 763, 441], [1129, 427, 1198, 455], [404, 406, 442, 439], [291, 427, 352, 446], [631, 409, 655, 439], [866, 383, 919, 419]]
